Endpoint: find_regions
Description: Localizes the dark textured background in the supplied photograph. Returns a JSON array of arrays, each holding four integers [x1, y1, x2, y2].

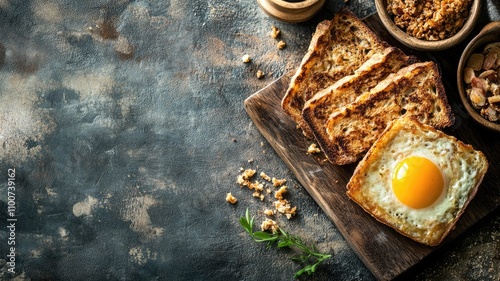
[[0, 0, 498, 280]]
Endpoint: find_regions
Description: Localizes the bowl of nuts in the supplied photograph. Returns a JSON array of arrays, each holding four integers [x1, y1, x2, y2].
[[375, 0, 481, 51], [458, 21, 500, 132]]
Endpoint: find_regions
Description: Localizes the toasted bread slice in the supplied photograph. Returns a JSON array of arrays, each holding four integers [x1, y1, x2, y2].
[[322, 61, 455, 165], [302, 47, 418, 144], [346, 116, 488, 246], [282, 8, 389, 137]]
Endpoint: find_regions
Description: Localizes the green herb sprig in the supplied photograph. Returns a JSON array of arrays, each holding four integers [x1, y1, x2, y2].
[[239, 208, 332, 278]]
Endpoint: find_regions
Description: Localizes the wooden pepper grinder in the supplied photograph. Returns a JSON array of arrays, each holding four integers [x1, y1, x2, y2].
[[256, 0, 325, 23]]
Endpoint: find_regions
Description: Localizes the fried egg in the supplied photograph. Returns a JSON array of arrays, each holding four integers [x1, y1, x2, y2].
[[346, 117, 488, 246]]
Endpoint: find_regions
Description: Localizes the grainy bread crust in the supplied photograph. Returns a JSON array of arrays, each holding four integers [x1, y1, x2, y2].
[[281, 8, 389, 138], [346, 117, 489, 246], [302, 46, 417, 152], [322, 61, 454, 165]]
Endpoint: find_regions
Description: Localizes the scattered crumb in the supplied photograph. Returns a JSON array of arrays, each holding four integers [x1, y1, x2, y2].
[[307, 143, 321, 154], [264, 209, 275, 216], [275, 185, 287, 200], [239, 169, 256, 180], [272, 177, 286, 187], [274, 199, 297, 219], [231, 138, 237, 142], [235, 167, 296, 219], [253, 191, 261, 199], [237, 169, 257, 186], [270, 26, 281, 39], [260, 172, 271, 182], [261, 218, 279, 233], [277, 40, 286, 50], [256, 70, 265, 79], [242, 54, 251, 63], [260, 142, 264, 146], [250, 181, 264, 191], [226, 193, 237, 204], [248, 158, 254, 163]]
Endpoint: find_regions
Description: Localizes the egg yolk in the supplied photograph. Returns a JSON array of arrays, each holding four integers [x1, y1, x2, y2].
[[391, 156, 444, 209]]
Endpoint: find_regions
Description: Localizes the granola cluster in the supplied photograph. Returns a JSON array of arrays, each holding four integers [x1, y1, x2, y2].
[[386, 0, 472, 41]]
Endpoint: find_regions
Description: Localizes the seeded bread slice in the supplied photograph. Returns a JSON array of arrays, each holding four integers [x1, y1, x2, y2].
[[322, 61, 455, 165], [302, 46, 418, 147], [281, 8, 389, 138]]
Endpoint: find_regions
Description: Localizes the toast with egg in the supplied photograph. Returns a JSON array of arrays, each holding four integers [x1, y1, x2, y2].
[[321, 61, 454, 165], [302, 46, 417, 147], [281, 8, 389, 138], [346, 116, 488, 246]]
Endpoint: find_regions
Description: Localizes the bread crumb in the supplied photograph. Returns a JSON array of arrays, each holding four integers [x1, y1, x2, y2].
[[264, 209, 275, 216], [237, 176, 247, 186], [256, 70, 265, 79], [226, 193, 237, 204], [252, 191, 265, 201], [277, 40, 286, 50], [307, 143, 321, 154], [242, 54, 251, 63], [248, 158, 254, 163], [235, 167, 297, 219], [272, 177, 286, 187], [274, 199, 297, 219], [270, 26, 281, 39], [241, 169, 256, 179], [275, 185, 287, 200], [260, 172, 271, 181], [249, 181, 264, 191], [260, 142, 264, 146], [261, 218, 279, 233], [253, 191, 261, 198], [237, 169, 257, 187]]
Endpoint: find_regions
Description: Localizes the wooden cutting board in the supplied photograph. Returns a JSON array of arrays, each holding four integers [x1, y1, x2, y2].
[[244, 13, 500, 281]]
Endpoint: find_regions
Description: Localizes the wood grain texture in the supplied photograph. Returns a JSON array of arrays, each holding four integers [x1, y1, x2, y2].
[[244, 13, 500, 281]]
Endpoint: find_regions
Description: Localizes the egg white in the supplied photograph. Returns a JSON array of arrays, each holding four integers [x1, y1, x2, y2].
[[362, 128, 477, 229]]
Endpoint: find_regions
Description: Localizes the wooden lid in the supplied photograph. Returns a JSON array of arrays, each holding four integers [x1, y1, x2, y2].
[[256, 0, 325, 23]]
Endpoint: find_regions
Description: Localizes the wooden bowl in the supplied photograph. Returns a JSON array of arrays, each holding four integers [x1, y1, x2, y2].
[[375, 0, 481, 51], [256, 0, 325, 23], [457, 21, 500, 132]]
